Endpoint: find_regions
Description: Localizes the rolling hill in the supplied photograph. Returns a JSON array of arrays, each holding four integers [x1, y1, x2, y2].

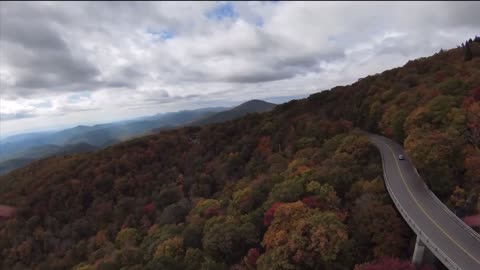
[[190, 100, 276, 126], [0, 142, 99, 175], [0, 107, 228, 164], [0, 158, 34, 176], [0, 102, 274, 174], [1, 107, 228, 151], [0, 100, 275, 175]]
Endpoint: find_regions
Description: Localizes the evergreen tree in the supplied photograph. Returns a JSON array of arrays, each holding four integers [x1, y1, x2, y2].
[[465, 42, 473, 61]]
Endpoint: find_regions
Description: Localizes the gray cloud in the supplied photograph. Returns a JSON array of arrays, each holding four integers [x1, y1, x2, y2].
[[0, 111, 34, 121], [222, 70, 295, 83], [0, 6, 100, 97], [51, 107, 100, 117], [1, 1, 479, 135]]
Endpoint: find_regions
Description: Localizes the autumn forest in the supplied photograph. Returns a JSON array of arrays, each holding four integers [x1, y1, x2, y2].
[[0, 40, 479, 270]]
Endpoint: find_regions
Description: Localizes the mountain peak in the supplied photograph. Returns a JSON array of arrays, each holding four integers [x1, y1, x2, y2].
[[191, 99, 276, 126], [238, 99, 275, 106], [243, 99, 269, 103], [230, 99, 276, 112]]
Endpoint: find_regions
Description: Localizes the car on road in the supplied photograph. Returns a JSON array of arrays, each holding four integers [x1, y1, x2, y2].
[[398, 155, 405, 160]]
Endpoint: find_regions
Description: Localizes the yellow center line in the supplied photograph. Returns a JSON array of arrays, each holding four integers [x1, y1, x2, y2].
[[372, 137, 480, 265]]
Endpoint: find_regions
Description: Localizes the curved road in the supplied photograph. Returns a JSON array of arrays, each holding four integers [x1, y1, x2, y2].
[[368, 134, 480, 270]]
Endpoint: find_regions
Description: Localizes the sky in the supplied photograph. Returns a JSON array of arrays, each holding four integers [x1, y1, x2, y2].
[[1, 1, 479, 137]]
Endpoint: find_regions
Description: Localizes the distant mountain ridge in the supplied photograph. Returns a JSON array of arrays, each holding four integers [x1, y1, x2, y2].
[[0, 100, 274, 174], [0, 107, 228, 174], [0, 107, 227, 158], [190, 100, 276, 126]]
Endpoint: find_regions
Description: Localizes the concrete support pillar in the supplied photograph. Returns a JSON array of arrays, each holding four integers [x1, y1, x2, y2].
[[412, 236, 426, 266], [412, 236, 436, 267]]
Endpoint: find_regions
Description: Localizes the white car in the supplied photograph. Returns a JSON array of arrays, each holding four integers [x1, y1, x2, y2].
[[398, 155, 405, 160]]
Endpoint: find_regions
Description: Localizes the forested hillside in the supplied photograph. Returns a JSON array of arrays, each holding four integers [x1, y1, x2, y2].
[[0, 40, 479, 270], [307, 39, 480, 203], [0, 143, 99, 176]]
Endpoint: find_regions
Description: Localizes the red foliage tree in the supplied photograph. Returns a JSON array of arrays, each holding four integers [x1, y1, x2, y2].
[[472, 86, 480, 101], [302, 196, 322, 209], [257, 136, 272, 158], [203, 206, 221, 219], [245, 248, 260, 267], [143, 203, 156, 216], [263, 202, 283, 227]]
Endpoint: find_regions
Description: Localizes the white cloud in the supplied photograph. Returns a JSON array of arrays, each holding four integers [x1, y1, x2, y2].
[[1, 1, 479, 136]]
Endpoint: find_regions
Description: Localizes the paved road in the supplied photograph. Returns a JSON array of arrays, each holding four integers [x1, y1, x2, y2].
[[369, 134, 480, 270]]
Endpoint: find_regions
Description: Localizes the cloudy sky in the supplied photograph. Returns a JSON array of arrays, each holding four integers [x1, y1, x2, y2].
[[0, 1, 479, 137]]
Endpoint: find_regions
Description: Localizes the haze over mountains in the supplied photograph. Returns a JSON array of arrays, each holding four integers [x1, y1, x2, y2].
[[0, 100, 275, 175], [189, 100, 276, 126]]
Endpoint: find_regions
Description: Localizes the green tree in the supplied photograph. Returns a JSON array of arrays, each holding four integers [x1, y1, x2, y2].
[[202, 217, 259, 264], [183, 248, 205, 270], [392, 110, 408, 142], [116, 228, 140, 248], [465, 42, 473, 61]]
